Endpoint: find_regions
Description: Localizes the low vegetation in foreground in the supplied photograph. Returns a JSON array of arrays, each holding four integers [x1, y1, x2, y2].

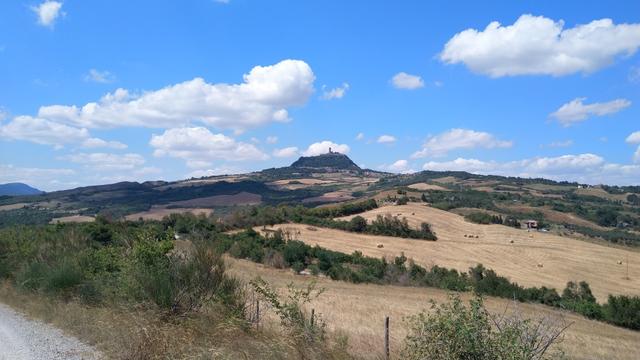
[[0, 197, 639, 358]]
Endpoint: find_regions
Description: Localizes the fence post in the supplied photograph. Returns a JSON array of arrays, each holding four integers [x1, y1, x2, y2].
[[311, 308, 315, 327], [255, 299, 260, 330], [384, 316, 390, 360]]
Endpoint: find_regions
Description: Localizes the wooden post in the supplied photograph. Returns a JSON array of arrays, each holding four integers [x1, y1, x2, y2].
[[255, 299, 260, 330], [384, 316, 390, 360], [310, 308, 315, 327]]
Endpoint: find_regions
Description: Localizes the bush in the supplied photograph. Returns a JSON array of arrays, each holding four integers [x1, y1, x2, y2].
[[401, 295, 568, 360]]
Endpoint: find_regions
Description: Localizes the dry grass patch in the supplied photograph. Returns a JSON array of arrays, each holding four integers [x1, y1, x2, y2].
[[229, 258, 640, 360], [49, 215, 95, 224], [258, 203, 640, 301], [407, 183, 449, 191]]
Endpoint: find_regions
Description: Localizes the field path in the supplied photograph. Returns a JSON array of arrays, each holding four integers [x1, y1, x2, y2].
[[0, 303, 99, 360], [262, 203, 640, 300]]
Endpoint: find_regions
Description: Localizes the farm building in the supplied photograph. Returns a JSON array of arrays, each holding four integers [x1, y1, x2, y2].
[[525, 220, 538, 230]]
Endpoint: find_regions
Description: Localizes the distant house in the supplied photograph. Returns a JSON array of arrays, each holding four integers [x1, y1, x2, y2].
[[525, 220, 538, 230]]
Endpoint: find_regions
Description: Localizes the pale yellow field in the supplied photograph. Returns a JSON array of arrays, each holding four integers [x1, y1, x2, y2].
[[49, 215, 95, 224], [407, 182, 450, 191], [229, 258, 640, 360], [0, 203, 27, 211], [261, 203, 640, 301]]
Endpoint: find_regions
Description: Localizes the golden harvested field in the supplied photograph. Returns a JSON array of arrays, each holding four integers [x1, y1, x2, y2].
[[124, 206, 213, 221], [407, 182, 450, 191], [49, 215, 95, 223], [261, 203, 640, 301], [575, 187, 630, 203], [228, 258, 640, 360], [0, 203, 27, 211]]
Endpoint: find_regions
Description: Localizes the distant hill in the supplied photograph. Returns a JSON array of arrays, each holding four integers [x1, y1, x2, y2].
[[0, 183, 44, 196], [291, 152, 361, 171]]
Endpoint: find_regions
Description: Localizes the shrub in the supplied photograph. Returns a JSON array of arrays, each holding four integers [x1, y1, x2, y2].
[[401, 295, 568, 360], [251, 278, 326, 343]]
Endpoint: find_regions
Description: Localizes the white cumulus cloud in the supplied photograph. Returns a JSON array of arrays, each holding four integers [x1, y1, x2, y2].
[[82, 138, 127, 149], [626, 131, 640, 144], [412, 128, 513, 158], [63, 152, 146, 171], [36, 59, 315, 133], [0, 116, 89, 146], [391, 72, 424, 89], [266, 136, 278, 144], [440, 14, 640, 77], [377, 135, 397, 144], [149, 127, 268, 168], [84, 69, 115, 84], [32, 1, 64, 27], [272, 146, 299, 158], [302, 141, 350, 156], [550, 98, 631, 126], [422, 153, 640, 185], [385, 159, 414, 174], [321, 83, 349, 100]]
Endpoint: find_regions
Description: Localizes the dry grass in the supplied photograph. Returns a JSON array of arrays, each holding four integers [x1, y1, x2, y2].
[[406, 183, 449, 191], [0, 281, 348, 360], [228, 258, 640, 360], [303, 191, 355, 204], [575, 187, 631, 203], [0, 203, 27, 211], [124, 206, 213, 221], [261, 203, 640, 301], [49, 215, 96, 224]]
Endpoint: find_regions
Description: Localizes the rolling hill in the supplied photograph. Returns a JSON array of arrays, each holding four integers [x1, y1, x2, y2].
[[0, 183, 43, 196]]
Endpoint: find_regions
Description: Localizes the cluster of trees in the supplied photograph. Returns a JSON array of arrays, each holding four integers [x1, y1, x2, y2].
[[464, 212, 521, 228], [227, 199, 437, 241]]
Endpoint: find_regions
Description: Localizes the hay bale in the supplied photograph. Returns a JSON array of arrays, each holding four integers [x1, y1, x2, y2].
[[529, 234, 534, 238], [464, 234, 468, 237], [537, 263, 543, 268], [617, 260, 623, 265], [306, 226, 318, 231], [475, 235, 479, 239], [377, 243, 384, 248], [509, 240, 514, 244]]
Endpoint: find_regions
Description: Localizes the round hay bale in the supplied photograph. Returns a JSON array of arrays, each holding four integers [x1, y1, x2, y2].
[[537, 263, 543, 268], [377, 243, 384, 248], [509, 239, 514, 244], [617, 260, 623, 265]]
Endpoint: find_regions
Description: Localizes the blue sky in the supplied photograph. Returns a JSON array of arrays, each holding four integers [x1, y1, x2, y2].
[[1, 1, 640, 191]]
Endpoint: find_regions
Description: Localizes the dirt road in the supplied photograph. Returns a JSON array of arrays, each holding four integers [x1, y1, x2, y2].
[[0, 303, 98, 360]]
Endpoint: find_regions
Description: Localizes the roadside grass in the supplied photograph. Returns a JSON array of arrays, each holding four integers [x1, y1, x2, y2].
[[0, 281, 352, 359]]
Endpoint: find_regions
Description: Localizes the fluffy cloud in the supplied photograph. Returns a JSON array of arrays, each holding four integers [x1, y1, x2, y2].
[[377, 134, 397, 144], [63, 152, 146, 171], [266, 136, 278, 144], [412, 128, 513, 158], [321, 83, 349, 100], [31, 1, 64, 27], [550, 98, 631, 126], [422, 153, 640, 185], [391, 72, 424, 89], [626, 131, 640, 144], [82, 138, 127, 149], [0, 115, 127, 149], [634, 147, 640, 163], [546, 140, 573, 148], [385, 159, 414, 174], [149, 127, 268, 168], [0, 116, 89, 146], [440, 15, 640, 77], [302, 141, 350, 156], [272, 146, 299, 158], [84, 69, 115, 84], [355, 132, 365, 141], [36, 59, 315, 133]]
